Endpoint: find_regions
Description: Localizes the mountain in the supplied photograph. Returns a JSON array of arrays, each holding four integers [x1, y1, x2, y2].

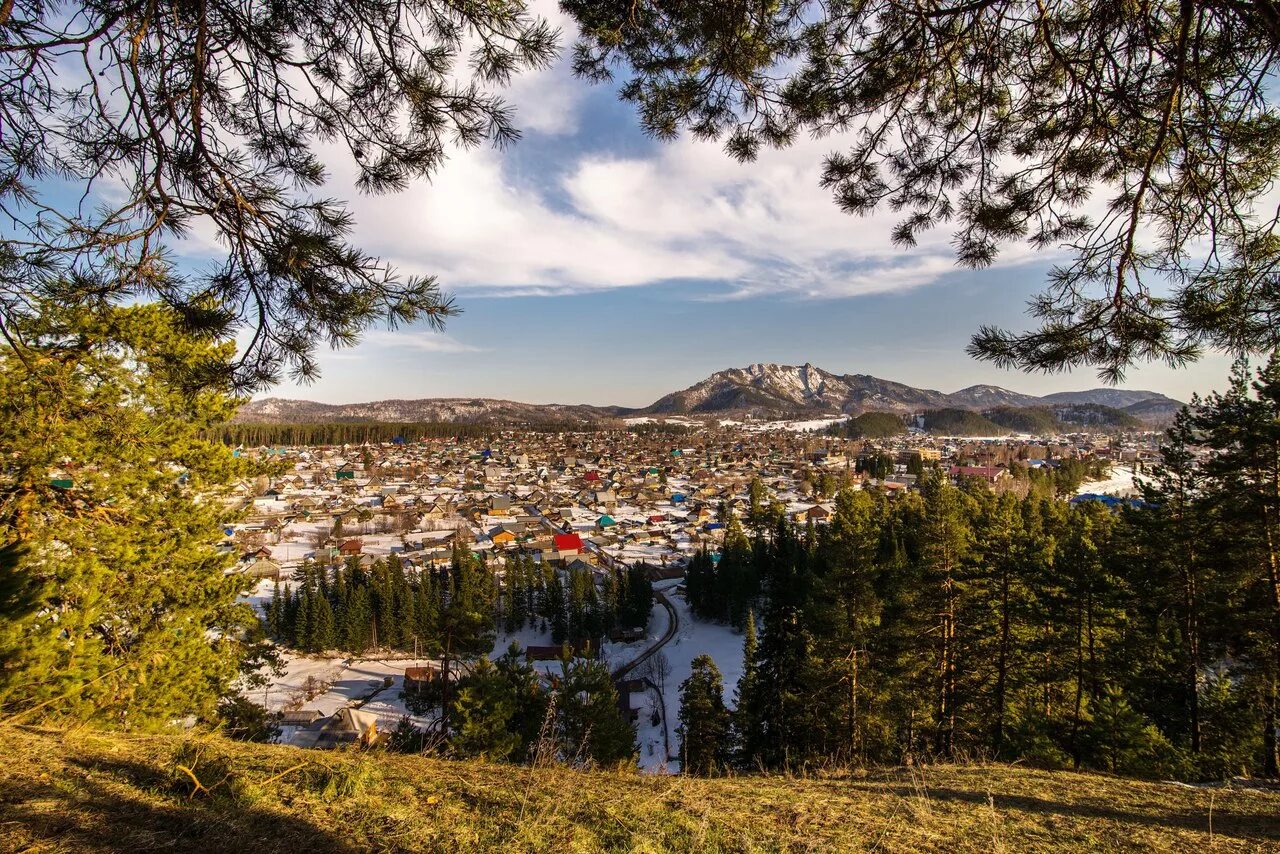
[[1040, 388, 1180, 409], [646, 363, 952, 415], [947, 384, 1043, 409], [235, 362, 1185, 428], [640, 363, 1182, 424], [1120, 396, 1185, 426]]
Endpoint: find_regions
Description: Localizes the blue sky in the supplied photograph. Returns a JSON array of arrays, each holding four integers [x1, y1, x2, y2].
[[252, 1, 1234, 409]]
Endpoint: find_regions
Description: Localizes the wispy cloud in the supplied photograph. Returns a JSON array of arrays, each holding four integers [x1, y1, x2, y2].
[[360, 329, 485, 354]]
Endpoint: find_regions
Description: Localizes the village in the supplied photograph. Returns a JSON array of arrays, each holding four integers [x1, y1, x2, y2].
[[228, 418, 1156, 770]]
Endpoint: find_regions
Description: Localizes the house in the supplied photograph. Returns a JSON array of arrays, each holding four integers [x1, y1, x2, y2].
[[488, 526, 517, 547], [404, 665, 439, 693], [790, 504, 831, 523], [290, 707, 381, 749], [610, 626, 646, 643], [553, 533, 584, 556], [647, 565, 686, 582], [525, 637, 602, 662], [596, 514, 617, 529], [948, 465, 1011, 485], [242, 558, 281, 580], [338, 539, 364, 556], [280, 709, 324, 727], [489, 495, 512, 516]]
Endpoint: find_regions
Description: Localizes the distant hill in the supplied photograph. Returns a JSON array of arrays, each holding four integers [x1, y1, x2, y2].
[[235, 362, 1184, 428], [920, 408, 1007, 436], [836, 411, 908, 438], [947, 384, 1044, 409], [639, 363, 1180, 426], [235, 397, 624, 427]]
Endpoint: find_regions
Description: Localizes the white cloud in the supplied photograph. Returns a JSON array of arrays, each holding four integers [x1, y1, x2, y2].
[[500, 0, 586, 136], [359, 329, 484, 354], [340, 128, 1054, 302]]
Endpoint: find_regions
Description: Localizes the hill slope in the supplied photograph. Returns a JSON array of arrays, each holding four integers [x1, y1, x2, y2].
[[3, 727, 1278, 853], [237, 397, 623, 426]]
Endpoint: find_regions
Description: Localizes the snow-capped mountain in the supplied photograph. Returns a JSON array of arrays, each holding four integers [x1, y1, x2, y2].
[[645, 363, 953, 415]]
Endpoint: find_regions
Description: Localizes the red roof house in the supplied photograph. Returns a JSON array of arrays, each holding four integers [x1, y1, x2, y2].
[[553, 533, 584, 554]]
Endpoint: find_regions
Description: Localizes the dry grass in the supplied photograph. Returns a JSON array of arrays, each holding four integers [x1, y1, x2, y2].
[[1, 726, 1278, 853]]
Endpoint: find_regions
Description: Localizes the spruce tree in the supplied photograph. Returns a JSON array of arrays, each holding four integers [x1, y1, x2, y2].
[[678, 654, 731, 775], [555, 657, 636, 767]]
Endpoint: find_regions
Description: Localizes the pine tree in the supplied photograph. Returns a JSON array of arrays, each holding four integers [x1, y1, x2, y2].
[[555, 657, 636, 767], [544, 575, 568, 644], [310, 592, 336, 653], [751, 519, 820, 768], [0, 303, 256, 728], [811, 487, 883, 761], [1193, 354, 1280, 777], [678, 655, 731, 775], [267, 581, 283, 637], [732, 608, 762, 767], [913, 472, 976, 758], [451, 657, 521, 760]]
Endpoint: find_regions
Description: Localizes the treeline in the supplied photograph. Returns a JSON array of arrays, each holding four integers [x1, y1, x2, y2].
[[209, 422, 492, 446], [267, 548, 495, 656], [210, 418, 619, 447], [627, 421, 695, 436], [268, 550, 655, 656], [497, 554, 653, 643], [985, 404, 1143, 433], [677, 361, 1280, 781]]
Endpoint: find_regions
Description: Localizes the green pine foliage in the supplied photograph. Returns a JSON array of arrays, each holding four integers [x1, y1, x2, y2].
[[0, 303, 257, 729], [554, 656, 637, 767], [272, 548, 496, 657], [677, 655, 732, 776], [830, 411, 907, 439]]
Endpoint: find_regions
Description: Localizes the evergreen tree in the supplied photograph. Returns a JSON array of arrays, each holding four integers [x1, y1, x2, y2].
[[555, 657, 636, 767], [1193, 354, 1280, 777], [811, 488, 883, 761], [733, 609, 762, 767], [677, 654, 731, 776], [0, 303, 255, 728], [451, 657, 522, 761]]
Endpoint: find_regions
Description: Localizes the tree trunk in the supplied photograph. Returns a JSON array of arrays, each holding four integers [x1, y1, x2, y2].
[[993, 564, 1011, 755]]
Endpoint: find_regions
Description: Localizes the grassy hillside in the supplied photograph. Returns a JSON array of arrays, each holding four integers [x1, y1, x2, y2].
[[2, 728, 1279, 853]]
